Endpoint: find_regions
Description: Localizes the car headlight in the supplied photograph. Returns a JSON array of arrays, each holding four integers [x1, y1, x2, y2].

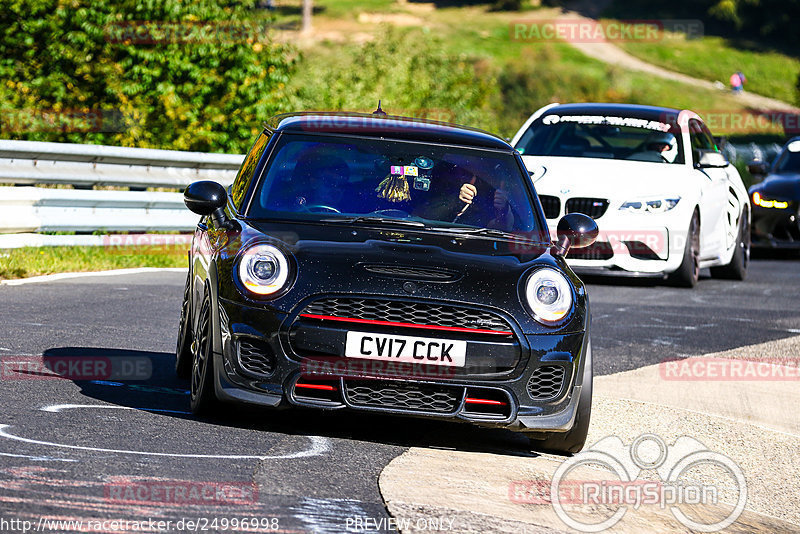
[[524, 268, 573, 324], [619, 197, 680, 213], [752, 191, 789, 209], [237, 243, 290, 296]]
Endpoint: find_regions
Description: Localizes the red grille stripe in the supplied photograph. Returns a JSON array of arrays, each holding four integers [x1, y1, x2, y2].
[[295, 383, 337, 391], [298, 313, 512, 336], [464, 397, 507, 406]]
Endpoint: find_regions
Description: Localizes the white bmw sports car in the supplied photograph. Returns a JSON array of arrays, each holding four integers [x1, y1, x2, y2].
[[512, 103, 750, 287]]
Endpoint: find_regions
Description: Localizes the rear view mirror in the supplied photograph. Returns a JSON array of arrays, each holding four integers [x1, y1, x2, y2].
[[184, 181, 227, 216], [184, 180, 235, 230], [695, 150, 729, 169], [553, 213, 598, 257]]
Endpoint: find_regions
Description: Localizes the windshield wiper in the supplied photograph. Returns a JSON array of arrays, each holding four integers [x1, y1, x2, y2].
[[320, 216, 427, 228], [428, 226, 517, 238]]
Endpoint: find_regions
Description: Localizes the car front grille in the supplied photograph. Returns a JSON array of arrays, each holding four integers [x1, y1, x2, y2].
[[566, 197, 609, 219], [344, 380, 461, 413], [568, 241, 614, 260], [527, 365, 565, 400], [237, 338, 276, 376], [538, 195, 561, 219], [300, 297, 512, 333]]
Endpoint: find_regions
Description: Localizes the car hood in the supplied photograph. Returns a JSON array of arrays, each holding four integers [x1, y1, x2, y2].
[[219, 219, 587, 335], [522, 155, 691, 199], [243, 219, 550, 263], [750, 173, 800, 199]]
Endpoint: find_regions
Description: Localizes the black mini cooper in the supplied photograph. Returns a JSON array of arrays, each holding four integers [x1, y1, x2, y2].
[[176, 112, 598, 454]]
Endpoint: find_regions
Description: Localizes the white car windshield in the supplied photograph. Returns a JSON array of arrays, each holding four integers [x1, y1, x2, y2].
[[516, 114, 685, 164]]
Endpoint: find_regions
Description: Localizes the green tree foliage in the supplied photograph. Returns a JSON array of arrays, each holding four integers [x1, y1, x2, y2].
[[0, 0, 294, 152], [289, 26, 499, 132]]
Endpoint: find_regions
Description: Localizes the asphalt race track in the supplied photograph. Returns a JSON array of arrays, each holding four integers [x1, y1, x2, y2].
[[0, 258, 798, 533]]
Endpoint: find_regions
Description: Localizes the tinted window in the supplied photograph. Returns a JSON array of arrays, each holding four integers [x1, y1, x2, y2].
[[248, 134, 542, 234], [516, 114, 684, 164], [689, 119, 716, 151], [231, 131, 270, 210]]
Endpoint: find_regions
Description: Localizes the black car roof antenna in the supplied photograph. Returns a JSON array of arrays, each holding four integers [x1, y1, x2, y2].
[[372, 100, 387, 117]]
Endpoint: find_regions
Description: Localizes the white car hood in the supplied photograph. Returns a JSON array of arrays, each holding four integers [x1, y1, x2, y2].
[[522, 155, 691, 200]]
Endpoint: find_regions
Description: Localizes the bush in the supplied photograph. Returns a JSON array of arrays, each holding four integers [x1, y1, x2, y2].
[[289, 26, 500, 133], [0, 0, 294, 152]]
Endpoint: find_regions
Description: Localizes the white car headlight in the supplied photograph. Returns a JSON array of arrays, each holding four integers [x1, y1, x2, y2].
[[619, 197, 680, 213], [238, 243, 290, 296], [524, 268, 573, 324]]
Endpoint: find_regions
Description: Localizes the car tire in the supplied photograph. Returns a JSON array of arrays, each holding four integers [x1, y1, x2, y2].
[[190, 293, 220, 415], [710, 210, 749, 281], [175, 274, 193, 379], [527, 343, 592, 455], [670, 211, 700, 288]]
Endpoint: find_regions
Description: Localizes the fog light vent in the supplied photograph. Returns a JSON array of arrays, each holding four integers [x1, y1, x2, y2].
[[526, 365, 565, 400], [237, 338, 276, 377]]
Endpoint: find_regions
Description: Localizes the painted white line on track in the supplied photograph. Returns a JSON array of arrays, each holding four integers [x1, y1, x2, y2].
[[41, 404, 191, 415], [0, 424, 330, 460], [1, 267, 187, 286]]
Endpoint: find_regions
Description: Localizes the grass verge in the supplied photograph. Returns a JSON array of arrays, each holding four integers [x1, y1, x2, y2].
[[0, 246, 186, 281]]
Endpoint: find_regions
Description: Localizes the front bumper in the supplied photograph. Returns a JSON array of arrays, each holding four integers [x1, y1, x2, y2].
[[211, 296, 590, 432], [547, 218, 686, 275], [751, 202, 800, 248]]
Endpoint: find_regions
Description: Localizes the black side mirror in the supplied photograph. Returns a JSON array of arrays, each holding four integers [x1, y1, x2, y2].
[[184, 180, 230, 228], [747, 159, 769, 176], [554, 213, 598, 257], [694, 150, 729, 169]]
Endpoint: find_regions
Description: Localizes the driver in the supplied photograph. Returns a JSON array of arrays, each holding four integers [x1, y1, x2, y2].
[[643, 132, 678, 163], [408, 163, 515, 230]]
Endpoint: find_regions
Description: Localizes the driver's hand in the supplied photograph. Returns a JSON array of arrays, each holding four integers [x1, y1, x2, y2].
[[494, 189, 509, 212], [459, 183, 477, 204]]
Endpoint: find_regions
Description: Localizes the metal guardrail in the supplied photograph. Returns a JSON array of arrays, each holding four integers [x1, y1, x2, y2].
[[0, 140, 244, 247]]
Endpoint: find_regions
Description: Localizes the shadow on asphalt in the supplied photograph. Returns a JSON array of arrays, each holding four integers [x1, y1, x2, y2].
[[43, 346, 544, 459], [751, 249, 800, 260]]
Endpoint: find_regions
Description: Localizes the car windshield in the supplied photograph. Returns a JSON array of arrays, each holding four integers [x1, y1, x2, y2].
[[515, 114, 685, 164], [247, 133, 544, 236], [773, 143, 800, 173]]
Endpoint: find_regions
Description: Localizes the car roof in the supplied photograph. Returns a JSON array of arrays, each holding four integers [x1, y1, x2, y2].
[[540, 102, 684, 122], [266, 112, 512, 151]]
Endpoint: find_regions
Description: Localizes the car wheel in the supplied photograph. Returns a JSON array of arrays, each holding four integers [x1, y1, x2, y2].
[[175, 274, 193, 379], [527, 343, 592, 455], [190, 293, 220, 414], [710, 210, 749, 281], [670, 211, 700, 288]]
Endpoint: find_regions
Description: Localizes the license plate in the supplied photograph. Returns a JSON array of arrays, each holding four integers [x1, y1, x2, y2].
[[344, 331, 466, 367]]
